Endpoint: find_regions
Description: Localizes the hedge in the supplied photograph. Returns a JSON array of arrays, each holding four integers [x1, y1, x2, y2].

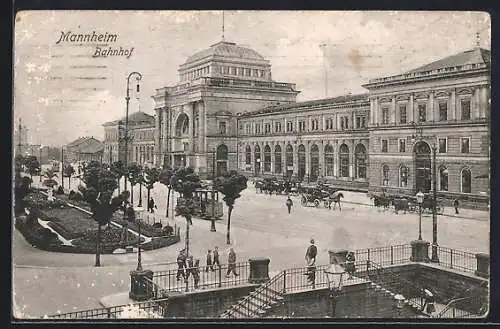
[[140, 234, 181, 251]]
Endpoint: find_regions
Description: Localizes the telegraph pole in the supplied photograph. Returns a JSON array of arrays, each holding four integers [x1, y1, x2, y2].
[[431, 145, 439, 262], [319, 43, 328, 98]]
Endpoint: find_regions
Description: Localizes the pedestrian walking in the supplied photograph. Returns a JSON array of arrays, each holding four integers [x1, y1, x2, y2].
[[205, 249, 214, 272], [176, 249, 187, 281], [226, 248, 239, 277], [421, 288, 436, 314], [453, 198, 459, 215], [213, 246, 221, 268], [305, 239, 317, 286], [286, 196, 293, 214], [186, 255, 194, 280], [148, 197, 156, 213], [192, 259, 201, 289]]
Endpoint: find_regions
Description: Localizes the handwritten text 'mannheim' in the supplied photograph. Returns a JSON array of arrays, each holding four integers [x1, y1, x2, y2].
[[56, 31, 118, 44]]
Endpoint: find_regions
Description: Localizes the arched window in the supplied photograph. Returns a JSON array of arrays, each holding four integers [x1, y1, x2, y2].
[[439, 166, 449, 191], [254, 145, 261, 175], [461, 167, 471, 193], [285, 144, 293, 176], [274, 145, 282, 174], [175, 113, 190, 137], [399, 165, 408, 187], [216, 144, 228, 160], [354, 144, 367, 179], [298, 144, 306, 180], [245, 146, 252, 165], [324, 144, 334, 176], [339, 144, 349, 177], [382, 165, 390, 186], [310, 144, 320, 179], [264, 145, 272, 172]]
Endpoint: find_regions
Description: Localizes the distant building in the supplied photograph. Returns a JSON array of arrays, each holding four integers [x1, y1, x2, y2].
[[102, 111, 155, 167], [65, 136, 104, 163]]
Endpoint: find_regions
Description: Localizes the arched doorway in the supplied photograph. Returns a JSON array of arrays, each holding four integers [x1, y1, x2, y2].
[[354, 144, 367, 179], [310, 144, 319, 181], [414, 141, 431, 193], [254, 145, 261, 176], [245, 145, 252, 167], [285, 144, 293, 178], [461, 167, 471, 193], [339, 144, 349, 177], [264, 145, 271, 173], [216, 144, 228, 176], [175, 113, 189, 137], [298, 144, 306, 181], [174, 113, 190, 168], [274, 145, 282, 175]]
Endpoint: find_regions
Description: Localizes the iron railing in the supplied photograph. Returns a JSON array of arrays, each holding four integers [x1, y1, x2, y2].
[[436, 295, 488, 318], [152, 261, 251, 293], [354, 244, 412, 267], [47, 298, 168, 319], [434, 246, 478, 274]]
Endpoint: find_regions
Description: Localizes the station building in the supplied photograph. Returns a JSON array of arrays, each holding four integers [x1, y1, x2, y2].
[[152, 40, 299, 178], [237, 47, 490, 201]]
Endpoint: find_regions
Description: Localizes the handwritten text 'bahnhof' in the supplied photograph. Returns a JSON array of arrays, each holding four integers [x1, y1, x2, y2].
[[56, 31, 134, 58]]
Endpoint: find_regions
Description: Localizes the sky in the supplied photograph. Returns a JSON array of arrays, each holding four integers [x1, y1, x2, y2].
[[13, 11, 490, 146]]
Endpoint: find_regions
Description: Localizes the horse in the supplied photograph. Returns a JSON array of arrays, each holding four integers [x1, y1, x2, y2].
[[392, 197, 410, 214], [371, 194, 392, 210], [327, 191, 344, 211]]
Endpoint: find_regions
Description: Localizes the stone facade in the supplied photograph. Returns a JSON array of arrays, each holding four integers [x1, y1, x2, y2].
[[102, 111, 155, 167], [152, 40, 299, 178]]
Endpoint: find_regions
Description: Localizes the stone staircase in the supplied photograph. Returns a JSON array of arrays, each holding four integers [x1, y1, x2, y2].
[[220, 272, 286, 319]]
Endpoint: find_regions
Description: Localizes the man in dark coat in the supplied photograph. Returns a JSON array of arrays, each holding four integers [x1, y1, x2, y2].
[[453, 198, 460, 215], [226, 248, 239, 277], [286, 196, 293, 214], [213, 246, 220, 268], [148, 197, 156, 213], [205, 249, 214, 272], [176, 249, 187, 281]]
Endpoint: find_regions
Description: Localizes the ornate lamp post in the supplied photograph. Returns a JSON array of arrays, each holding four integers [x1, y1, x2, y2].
[[324, 262, 345, 317], [416, 190, 424, 240], [39, 145, 44, 182], [134, 206, 145, 271], [124, 72, 143, 192], [394, 294, 405, 317], [212, 147, 216, 180]]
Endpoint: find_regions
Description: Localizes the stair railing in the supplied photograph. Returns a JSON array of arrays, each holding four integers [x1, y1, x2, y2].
[[436, 281, 489, 318], [224, 271, 286, 318]]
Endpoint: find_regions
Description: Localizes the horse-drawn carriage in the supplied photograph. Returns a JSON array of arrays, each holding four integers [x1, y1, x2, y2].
[[300, 185, 344, 209], [370, 192, 442, 214]]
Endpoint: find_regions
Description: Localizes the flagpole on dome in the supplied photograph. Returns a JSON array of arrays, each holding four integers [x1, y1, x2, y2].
[[222, 10, 225, 42]]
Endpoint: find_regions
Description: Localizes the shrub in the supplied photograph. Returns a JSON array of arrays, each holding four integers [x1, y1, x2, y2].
[[68, 191, 84, 201], [141, 235, 180, 251], [55, 186, 65, 195], [152, 222, 162, 229]]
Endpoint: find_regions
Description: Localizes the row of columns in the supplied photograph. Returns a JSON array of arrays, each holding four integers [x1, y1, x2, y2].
[[134, 144, 154, 165], [370, 86, 489, 125], [243, 139, 366, 179]]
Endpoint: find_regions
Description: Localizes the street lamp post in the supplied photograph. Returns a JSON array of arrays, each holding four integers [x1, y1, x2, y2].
[[135, 206, 144, 271], [212, 148, 216, 180], [416, 190, 424, 240], [394, 294, 405, 317], [324, 262, 345, 317], [124, 72, 143, 192], [39, 145, 43, 182], [431, 144, 439, 263]]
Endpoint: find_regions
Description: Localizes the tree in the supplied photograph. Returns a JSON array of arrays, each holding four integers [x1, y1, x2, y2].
[[214, 170, 248, 245], [42, 168, 59, 189], [15, 176, 32, 215], [171, 167, 201, 256], [127, 164, 143, 207], [25, 155, 40, 182], [144, 167, 161, 211], [110, 161, 125, 195], [63, 164, 75, 190], [78, 161, 127, 266], [159, 166, 174, 218]]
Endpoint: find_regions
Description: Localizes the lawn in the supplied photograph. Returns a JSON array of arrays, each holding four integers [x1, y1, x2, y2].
[[41, 207, 95, 236]]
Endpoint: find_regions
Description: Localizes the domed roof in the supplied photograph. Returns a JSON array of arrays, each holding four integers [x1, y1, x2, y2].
[[184, 41, 266, 64]]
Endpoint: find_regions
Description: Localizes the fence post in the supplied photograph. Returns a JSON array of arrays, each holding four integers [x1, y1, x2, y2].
[[283, 270, 287, 294], [390, 246, 394, 265], [450, 249, 453, 269], [367, 248, 371, 263], [218, 265, 222, 288], [107, 308, 112, 319]]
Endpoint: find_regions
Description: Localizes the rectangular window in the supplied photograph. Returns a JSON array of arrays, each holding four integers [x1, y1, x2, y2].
[[461, 137, 470, 153], [264, 123, 271, 134], [298, 121, 306, 132], [326, 118, 333, 130], [356, 117, 361, 128], [255, 124, 261, 134], [439, 102, 448, 121], [259, 70, 264, 77], [461, 99, 471, 120], [230, 67, 237, 75], [245, 124, 251, 134], [381, 139, 388, 153], [219, 121, 226, 135], [287, 121, 293, 132], [382, 107, 389, 125], [252, 69, 258, 77], [275, 122, 282, 132], [399, 105, 407, 124], [361, 116, 366, 128], [398, 139, 406, 153], [418, 104, 426, 122], [438, 138, 447, 153]]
